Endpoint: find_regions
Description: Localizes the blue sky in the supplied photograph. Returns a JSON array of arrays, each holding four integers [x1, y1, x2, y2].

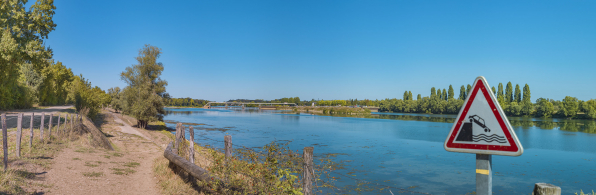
[[44, 1, 596, 101]]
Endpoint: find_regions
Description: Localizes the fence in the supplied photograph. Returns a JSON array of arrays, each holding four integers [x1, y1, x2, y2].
[[1, 112, 85, 172]]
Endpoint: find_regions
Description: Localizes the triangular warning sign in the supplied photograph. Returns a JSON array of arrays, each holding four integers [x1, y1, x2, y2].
[[444, 76, 523, 156]]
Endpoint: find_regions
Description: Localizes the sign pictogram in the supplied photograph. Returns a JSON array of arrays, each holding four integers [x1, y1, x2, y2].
[[444, 76, 523, 156]]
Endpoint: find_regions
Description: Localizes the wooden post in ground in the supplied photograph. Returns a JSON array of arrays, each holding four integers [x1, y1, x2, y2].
[[188, 126, 195, 182], [16, 113, 23, 158], [40, 112, 45, 142], [56, 114, 61, 136], [302, 147, 314, 195], [70, 114, 74, 132], [29, 113, 34, 149], [224, 135, 232, 161], [2, 113, 7, 172], [48, 113, 53, 139], [533, 183, 561, 195]]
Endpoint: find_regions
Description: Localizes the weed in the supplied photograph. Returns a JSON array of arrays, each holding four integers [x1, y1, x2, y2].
[[82, 172, 103, 177], [111, 168, 136, 175], [124, 162, 140, 167]]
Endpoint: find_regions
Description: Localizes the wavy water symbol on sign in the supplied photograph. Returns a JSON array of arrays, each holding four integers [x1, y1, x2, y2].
[[472, 134, 507, 143]]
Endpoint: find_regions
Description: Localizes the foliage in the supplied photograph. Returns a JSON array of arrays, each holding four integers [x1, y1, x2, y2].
[[119, 44, 168, 129], [535, 99, 554, 117], [514, 84, 521, 103], [582, 99, 596, 119], [67, 75, 108, 118], [560, 96, 579, 118], [166, 97, 210, 107]]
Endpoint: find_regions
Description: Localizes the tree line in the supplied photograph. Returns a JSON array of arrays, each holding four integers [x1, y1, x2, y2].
[[0, 1, 110, 118], [378, 82, 596, 119], [165, 98, 210, 107]]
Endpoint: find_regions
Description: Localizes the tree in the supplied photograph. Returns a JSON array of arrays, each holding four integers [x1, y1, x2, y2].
[[417, 94, 421, 100], [108, 87, 122, 112], [431, 87, 436, 98], [536, 99, 554, 118], [442, 89, 447, 101], [582, 99, 596, 119], [448, 85, 454, 100], [120, 45, 169, 129], [505, 82, 513, 103], [466, 84, 472, 97], [403, 91, 409, 100], [497, 83, 505, 106], [491, 86, 496, 96], [459, 85, 466, 100], [560, 96, 579, 118], [514, 84, 521, 103], [408, 91, 413, 100], [0, 0, 57, 109], [522, 84, 531, 103]]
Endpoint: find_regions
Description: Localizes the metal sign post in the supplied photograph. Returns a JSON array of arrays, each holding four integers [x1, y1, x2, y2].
[[444, 76, 523, 194]]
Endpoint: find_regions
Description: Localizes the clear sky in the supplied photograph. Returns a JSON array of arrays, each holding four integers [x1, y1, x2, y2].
[[44, 0, 596, 102]]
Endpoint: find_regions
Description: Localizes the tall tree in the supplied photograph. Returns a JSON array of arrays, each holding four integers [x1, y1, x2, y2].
[[408, 91, 413, 100], [491, 86, 497, 96], [522, 84, 531, 103], [403, 91, 409, 100], [560, 96, 579, 118], [448, 85, 454, 100], [466, 84, 472, 97], [442, 89, 447, 101], [120, 45, 169, 129], [505, 82, 513, 103], [417, 94, 421, 100], [438, 88, 443, 100], [431, 87, 436, 98], [459, 85, 466, 100], [0, 0, 57, 109], [514, 84, 521, 103]]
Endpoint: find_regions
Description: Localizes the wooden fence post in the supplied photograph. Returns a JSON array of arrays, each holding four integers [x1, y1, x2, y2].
[[40, 112, 45, 142], [29, 113, 34, 149], [2, 113, 7, 172], [224, 135, 232, 161], [48, 113, 53, 139], [189, 126, 195, 182], [16, 113, 23, 158], [533, 183, 561, 195], [56, 114, 61, 137], [174, 123, 182, 151], [70, 114, 74, 132], [302, 147, 314, 195]]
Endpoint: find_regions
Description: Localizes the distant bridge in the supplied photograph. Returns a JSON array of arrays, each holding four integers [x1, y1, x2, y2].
[[204, 102, 296, 110]]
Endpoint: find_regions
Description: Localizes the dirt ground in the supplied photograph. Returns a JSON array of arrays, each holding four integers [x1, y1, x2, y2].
[[4, 106, 176, 194]]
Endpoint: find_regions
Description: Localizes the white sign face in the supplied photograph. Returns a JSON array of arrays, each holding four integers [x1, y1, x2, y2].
[[444, 76, 523, 156]]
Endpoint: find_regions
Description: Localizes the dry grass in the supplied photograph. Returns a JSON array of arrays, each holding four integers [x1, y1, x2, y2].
[[153, 156, 203, 195]]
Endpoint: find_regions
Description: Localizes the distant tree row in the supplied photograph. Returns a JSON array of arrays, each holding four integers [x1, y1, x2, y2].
[[165, 98, 210, 107], [0, 1, 109, 118]]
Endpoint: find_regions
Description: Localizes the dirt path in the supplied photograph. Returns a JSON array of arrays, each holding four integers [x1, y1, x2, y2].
[[42, 111, 165, 195]]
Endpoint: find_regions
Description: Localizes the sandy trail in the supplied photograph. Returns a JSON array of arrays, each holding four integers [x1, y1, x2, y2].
[[42, 110, 163, 195]]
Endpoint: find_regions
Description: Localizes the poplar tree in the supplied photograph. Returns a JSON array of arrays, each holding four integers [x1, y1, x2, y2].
[[442, 89, 447, 101], [448, 85, 454, 100], [403, 91, 409, 100], [431, 87, 436, 98], [522, 84, 531, 103], [497, 83, 505, 106], [506, 82, 513, 103], [438, 89, 443, 100], [491, 86, 497, 96], [514, 84, 521, 103], [459, 85, 466, 100], [408, 91, 413, 100], [417, 94, 421, 100], [120, 45, 169, 129], [466, 84, 472, 96]]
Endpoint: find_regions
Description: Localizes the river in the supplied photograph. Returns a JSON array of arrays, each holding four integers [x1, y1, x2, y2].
[[164, 107, 596, 194]]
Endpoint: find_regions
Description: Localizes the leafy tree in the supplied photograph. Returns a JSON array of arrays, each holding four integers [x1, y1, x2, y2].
[[438, 88, 442, 100], [403, 91, 409, 100], [120, 45, 169, 129], [448, 85, 454, 100], [431, 87, 436, 98], [536, 99, 554, 118], [417, 94, 421, 100], [514, 84, 521, 103], [559, 96, 579, 118], [582, 99, 596, 119], [0, 0, 57, 109], [522, 84, 531, 103], [497, 83, 504, 101], [442, 89, 447, 101], [506, 82, 513, 103], [466, 84, 472, 97], [408, 91, 413, 100], [459, 85, 466, 100]]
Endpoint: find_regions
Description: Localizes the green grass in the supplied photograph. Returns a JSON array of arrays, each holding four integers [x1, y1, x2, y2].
[[110, 168, 136, 175], [84, 161, 103, 167], [82, 172, 103, 177], [124, 162, 140, 167]]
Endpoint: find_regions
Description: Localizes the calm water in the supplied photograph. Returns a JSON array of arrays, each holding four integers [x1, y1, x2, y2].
[[164, 107, 596, 195]]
